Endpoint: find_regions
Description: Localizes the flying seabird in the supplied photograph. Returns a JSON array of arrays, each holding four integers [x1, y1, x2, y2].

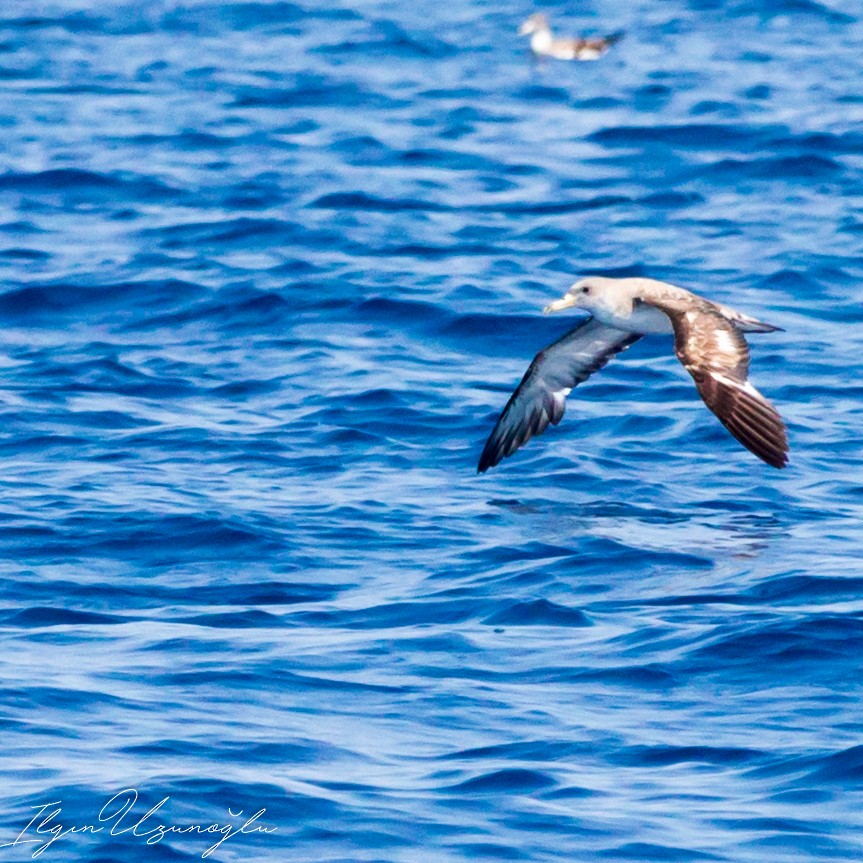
[[519, 13, 624, 61], [477, 276, 789, 472]]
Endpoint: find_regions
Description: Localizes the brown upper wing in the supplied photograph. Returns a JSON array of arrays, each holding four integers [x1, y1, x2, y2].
[[642, 299, 788, 468]]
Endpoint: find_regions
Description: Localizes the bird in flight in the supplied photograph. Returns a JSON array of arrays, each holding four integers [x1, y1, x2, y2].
[[519, 13, 624, 61], [477, 276, 789, 472]]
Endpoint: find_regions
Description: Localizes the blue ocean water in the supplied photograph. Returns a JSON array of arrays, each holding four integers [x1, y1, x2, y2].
[[0, 0, 862, 860]]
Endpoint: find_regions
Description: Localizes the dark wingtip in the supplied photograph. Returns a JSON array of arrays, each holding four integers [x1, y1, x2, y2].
[[691, 369, 790, 470], [477, 439, 502, 474], [476, 438, 495, 474], [766, 447, 789, 469], [762, 452, 788, 469]]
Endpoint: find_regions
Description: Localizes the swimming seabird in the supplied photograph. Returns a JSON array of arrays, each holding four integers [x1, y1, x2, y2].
[[477, 276, 789, 472], [519, 13, 624, 61]]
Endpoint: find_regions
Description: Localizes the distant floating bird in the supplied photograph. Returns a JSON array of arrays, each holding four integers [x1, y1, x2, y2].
[[519, 13, 624, 61], [478, 276, 789, 472]]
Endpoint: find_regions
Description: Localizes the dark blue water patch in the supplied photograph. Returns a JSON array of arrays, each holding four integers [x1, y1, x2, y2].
[[735, 835, 861, 860], [34, 357, 196, 398], [0, 278, 207, 322], [397, 632, 482, 656], [513, 84, 572, 103], [210, 378, 283, 399], [767, 129, 863, 155], [172, 610, 287, 629], [172, 0, 360, 32], [0, 12, 107, 33], [0, 64, 37, 83], [378, 241, 508, 259], [804, 745, 863, 783], [478, 195, 631, 215], [580, 500, 692, 524], [142, 216, 344, 253], [693, 154, 843, 183], [604, 562, 863, 615], [396, 146, 507, 173], [448, 312, 586, 358], [0, 246, 49, 260], [460, 540, 577, 568], [329, 134, 394, 167], [126, 129, 271, 151], [231, 74, 406, 110], [568, 665, 676, 689], [318, 192, 631, 216], [0, 576, 336, 613], [321, 426, 381, 448], [714, 815, 832, 840], [446, 842, 530, 861], [722, 0, 856, 22], [292, 597, 483, 629], [419, 86, 485, 102], [687, 614, 863, 675], [313, 404, 452, 455], [544, 785, 602, 801], [445, 739, 592, 763], [744, 574, 863, 604], [0, 432, 89, 455], [559, 536, 714, 574], [758, 268, 822, 292], [31, 83, 145, 97], [436, 104, 521, 138], [576, 96, 625, 111], [0, 512, 286, 566], [589, 122, 754, 149], [1, 606, 129, 627], [482, 598, 592, 627], [0, 168, 184, 204], [311, 191, 449, 212], [125, 776, 341, 834], [354, 295, 452, 333], [153, 666, 407, 695], [611, 745, 765, 768], [126, 285, 295, 332], [638, 190, 704, 208], [598, 842, 723, 861], [633, 82, 674, 112], [314, 20, 457, 59], [3, 685, 131, 712], [212, 1, 305, 30], [220, 176, 290, 209], [0, 219, 44, 234], [349, 388, 411, 409], [768, 789, 835, 805], [445, 768, 556, 794], [690, 98, 740, 118]]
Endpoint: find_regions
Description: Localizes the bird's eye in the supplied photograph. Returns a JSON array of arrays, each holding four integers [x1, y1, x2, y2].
[[581, 285, 590, 294]]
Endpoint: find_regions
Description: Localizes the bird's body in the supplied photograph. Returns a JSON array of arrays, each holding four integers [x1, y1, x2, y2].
[[519, 13, 624, 61], [477, 276, 789, 473]]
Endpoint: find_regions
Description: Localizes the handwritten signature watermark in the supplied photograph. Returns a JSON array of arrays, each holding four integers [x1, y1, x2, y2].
[[0, 788, 277, 858]]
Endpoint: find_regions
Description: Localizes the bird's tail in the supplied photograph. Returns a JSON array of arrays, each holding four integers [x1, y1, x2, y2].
[[604, 30, 625, 46]]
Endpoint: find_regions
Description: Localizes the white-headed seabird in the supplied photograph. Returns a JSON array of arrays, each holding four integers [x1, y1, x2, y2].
[[519, 13, 624, 61], [477, 276, 789, 472]]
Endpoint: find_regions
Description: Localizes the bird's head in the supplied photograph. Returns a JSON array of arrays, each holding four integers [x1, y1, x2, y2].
[[519, 13, 549, 36], [544, 277, 611, 315]]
